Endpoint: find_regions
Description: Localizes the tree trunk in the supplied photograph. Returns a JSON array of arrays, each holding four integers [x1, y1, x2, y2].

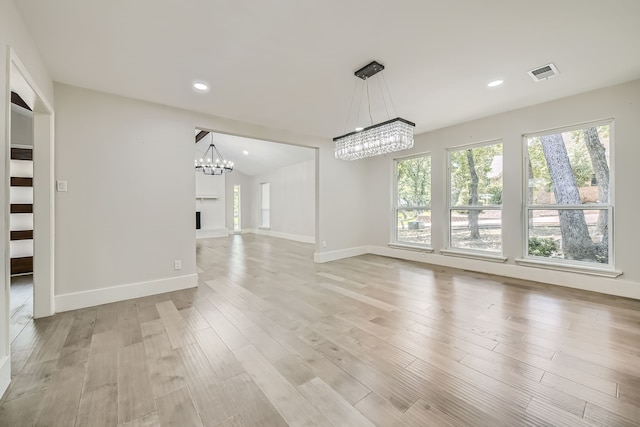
[[466, 149, 480, 239], [583, 127, 609, 262], [540, 133, 596, 261], [527, 157, 535, 229]]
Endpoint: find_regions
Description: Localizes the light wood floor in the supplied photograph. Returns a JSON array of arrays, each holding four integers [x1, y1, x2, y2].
[[2, 235, 640, 426]]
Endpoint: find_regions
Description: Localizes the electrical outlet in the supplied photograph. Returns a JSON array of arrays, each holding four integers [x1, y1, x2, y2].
[[174, 260, 182, 270], [322, 240, 327, 248]]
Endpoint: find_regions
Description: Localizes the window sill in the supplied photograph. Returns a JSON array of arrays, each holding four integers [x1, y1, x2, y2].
[[440, 249, 507, 263], [515, 258, 622, 278], [387, 243, 434, 253], [258, 227, 271, 230]]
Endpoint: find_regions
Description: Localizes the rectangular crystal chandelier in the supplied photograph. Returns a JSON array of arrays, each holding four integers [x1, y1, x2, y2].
[[334, 61, 415, 161], [334, 117, 414, 160]]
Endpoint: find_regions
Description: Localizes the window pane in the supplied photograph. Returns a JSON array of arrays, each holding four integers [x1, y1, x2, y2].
[[261, 209, 270, 228], [450, 209, 502, 252], [528, 209, 608, 264], [397, 209, 431, 246], [261, 183, 270, 209], [397, 156, 431, 207], [526, 125, 610, 205], [450, 144, 502, 207]]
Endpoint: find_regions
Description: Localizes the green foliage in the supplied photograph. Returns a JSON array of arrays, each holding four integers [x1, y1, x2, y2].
[[569, 131, 595, 187], [528, 237, 559, 258], [397, 156, 431, 207], [486, 184, 502, 204], [450, 144, 503, 206]]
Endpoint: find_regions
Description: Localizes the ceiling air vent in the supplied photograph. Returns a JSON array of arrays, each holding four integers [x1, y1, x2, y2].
[[528, 63, 559, 82]]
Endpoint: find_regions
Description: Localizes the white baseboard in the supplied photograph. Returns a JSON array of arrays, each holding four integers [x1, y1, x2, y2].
[[368, 245, 640, 300], [196, 228, 229, 239], [0, 355, 10, 398], [313, 246, 369, 263], [55, 274, 198, 312], [249, 228, 315, 244]]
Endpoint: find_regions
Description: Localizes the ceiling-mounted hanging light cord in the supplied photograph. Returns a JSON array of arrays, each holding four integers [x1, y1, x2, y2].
[[381, 72, 399, 118], [366, 78, 374, 126], [343, 79, 359, 134], [377, 74, 391, 120]]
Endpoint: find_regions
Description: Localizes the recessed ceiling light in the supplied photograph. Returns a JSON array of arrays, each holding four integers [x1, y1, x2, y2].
[[355, 127, 364, 132], [243, 150, 249, 155], [487, 79, 504, 88], [193, 81, 209, 92]]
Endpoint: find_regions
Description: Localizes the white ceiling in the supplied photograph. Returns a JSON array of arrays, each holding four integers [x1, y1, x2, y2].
[[195, 131, 314, 176], [15, 1, 640, 138]]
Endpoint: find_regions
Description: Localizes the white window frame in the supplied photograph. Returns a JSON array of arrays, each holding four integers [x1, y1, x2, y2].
[[446, 139, 504, 258], [391, 152, 432, 250], [259, 182, 270, 229], [519, 119, 617, 273]]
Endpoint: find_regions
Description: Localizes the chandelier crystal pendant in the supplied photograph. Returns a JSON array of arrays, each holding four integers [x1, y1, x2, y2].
[[195, 134, 234, 175], [334, 61, 415, 161]]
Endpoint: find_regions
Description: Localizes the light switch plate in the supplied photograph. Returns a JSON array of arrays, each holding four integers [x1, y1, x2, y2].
[[56, 180, 68, 192]]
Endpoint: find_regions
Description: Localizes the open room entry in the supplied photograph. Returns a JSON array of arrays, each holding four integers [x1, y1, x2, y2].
[[2, 48, 55, 394], [193, 128, 317, 247]]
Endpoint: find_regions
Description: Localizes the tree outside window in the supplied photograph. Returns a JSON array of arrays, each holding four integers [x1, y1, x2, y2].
[[394, 154, 431, 246], [448, 141, 503, 253], [525, 122, 612, 265]]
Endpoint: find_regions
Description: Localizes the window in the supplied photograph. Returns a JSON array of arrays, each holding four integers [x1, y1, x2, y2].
[[448, 141, 503, 253], [524, 122, 612, 267], [233, 184, 241, 232], [260, 182, 270, 228], [393, 154, 431, 247]]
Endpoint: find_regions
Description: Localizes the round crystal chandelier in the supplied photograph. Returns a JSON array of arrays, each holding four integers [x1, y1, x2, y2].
[[195, 134, 234, 175]]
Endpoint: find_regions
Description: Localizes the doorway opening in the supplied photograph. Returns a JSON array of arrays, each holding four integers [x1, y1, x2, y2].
[[3, 48, 56, 395], [193, 128, 317, 259]]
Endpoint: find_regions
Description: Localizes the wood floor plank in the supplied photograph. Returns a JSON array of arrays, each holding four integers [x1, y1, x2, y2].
[[118, 342, 156, 424], [223, 372, 288, 427], [3, 359, 57, 402], [155, 387, 203, 427], [297, 377, 375, 427], [584, 402, 639, 427], [525, 397, 588, 426], [83, 330, 118, 393], [192, 298, 248, 350], [0, 390, 45, 427], [34, 364, 85, 427], [353, 392, 416, 427], [233, 345, 333, 426], [179, 307, 210, 332], [156, 300, 196, 349], [75, 384, 118, 427], [177, 343, 239, 426], [193, 328, 245, 381], [241, 326, 315, 387], [120, 411, 160, 427], [274, 332, 371, 405], [404, 398, 461, 427]]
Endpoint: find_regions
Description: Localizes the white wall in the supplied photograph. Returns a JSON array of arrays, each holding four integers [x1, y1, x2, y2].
[[250, 159, 316, 242], [1, 0, 54, 398], [53, 83, 367, 307], [54, 84, 199, 302], [225, 169, 253, 231], [195, 172, 226, 234], [363, 79, 640, 299]]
